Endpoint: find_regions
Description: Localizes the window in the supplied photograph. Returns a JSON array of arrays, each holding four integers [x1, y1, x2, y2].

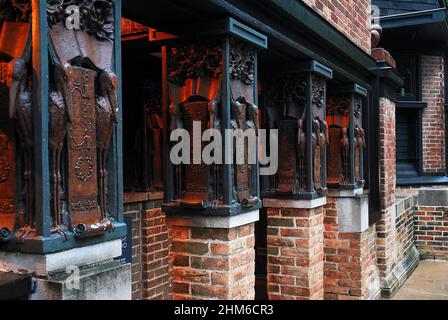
[[396, 55, 420, 101]]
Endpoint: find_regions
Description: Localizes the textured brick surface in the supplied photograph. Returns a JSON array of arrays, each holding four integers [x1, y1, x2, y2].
[[142, 208, 173, 300], [379, 97, 396, 210], [168, 223, 256, 300], [377, 202, 415, 279], [415, 207, 448, 260], [266, 207, 324, 300], [302, 0, 371, 53], [421, 56, 446, 174], [324, 198, 380, 300]]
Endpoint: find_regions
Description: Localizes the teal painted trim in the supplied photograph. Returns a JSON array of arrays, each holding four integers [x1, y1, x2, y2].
[[332, 83, 368, 97], [162, 202, 262, 217], [349, 94, 356, 185], [228, 18, 268, 49], [253, 52, 260, 199], [353, 84, 368, 97], [207, 0, 374, 88], [380, 8, 447, 29], [297, 60, 333, 80], [33, 0, 52, 237], [0, 223, 127, 254], [222, 36, 233, 206], [261, 60, 333, 80], [112, 0, 124, 222]]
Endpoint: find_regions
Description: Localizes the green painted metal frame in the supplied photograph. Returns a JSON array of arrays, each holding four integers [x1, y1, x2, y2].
[[262, 60, 333, 200], [162, 19, 265, 216], [33, 0, 52, 238], [330, 83, 368, 189], [206, 0, 375, 89], [0, 0, 126, 254]]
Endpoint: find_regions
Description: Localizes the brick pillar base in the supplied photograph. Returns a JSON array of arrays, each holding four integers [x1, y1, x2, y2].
[[324, 194, 381, 300], [167, 211, 258, 300], [142, 208, 173, 300], [264, 199, 325, 300]]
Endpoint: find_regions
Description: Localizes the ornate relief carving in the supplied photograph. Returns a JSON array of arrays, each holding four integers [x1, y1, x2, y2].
[[10, 49, 34, 240], [145, 90, 164, 191], [70, 199, 98, 212], [179, 96, 210, 203], [229, 39, 255, 86], [66, 66, 102, 230], [354, 95, 362, 119], [264, 75, 307, 194], [47, 0, 114, 41], [312, 75, 326, 109], [166, 37, 259, 210], [167, 40, 223, 86], [75, 155, 94, 181]]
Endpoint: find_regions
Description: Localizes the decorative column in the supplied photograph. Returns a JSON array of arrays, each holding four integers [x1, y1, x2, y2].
[[327, 84, 367, 193], [262, 61, 332, 300], [158, 18, 267, 300], [323, 84, 381, 300], [371, 45, 418, 299], [0, 0, 130, 300]]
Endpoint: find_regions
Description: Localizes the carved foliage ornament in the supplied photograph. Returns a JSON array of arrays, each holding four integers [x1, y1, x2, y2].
[[167, 40, 223, 86], [229, 39, 255, 86], [46, 0, 114, 41], [75, 155, 94, 181], [265, 75, 306, 112], [327, 96, 350, 116], [0, 158, 9, 183], [354, 95, 362, 119], [0, 134, 9, 183], [0, 0, 31, 23], [312, 75, 326, 109]]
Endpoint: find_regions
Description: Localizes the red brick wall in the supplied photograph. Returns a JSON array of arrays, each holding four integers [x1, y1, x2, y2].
[[377, 196, 416, 279], [395, 199, 416, 260], [379, 97, 396, 210], [324, 198, 380, 300], [421, 56, 446, 174], [267, 207, 324, 300], [415, 207, 448, 260], [142, 208, 173, 300], [169, 224, 256, 300], [301, 0, 371, 53]]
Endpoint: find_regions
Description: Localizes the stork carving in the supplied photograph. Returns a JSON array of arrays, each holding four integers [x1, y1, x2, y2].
[[9, 57, 33, 240], [49, 62, 74, 240], [96, 70, 118, 220]]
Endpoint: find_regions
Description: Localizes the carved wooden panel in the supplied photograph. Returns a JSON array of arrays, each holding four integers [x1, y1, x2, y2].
[[353, 95, 364, 184], [277, 120, 298, 193], [0, 131, 15, 231], [66, 66, 101, 227], [327, 95, 350, 186], [327, 127, 342, 186], [180, 98, 209, 202], [0, 62, 16, 234]]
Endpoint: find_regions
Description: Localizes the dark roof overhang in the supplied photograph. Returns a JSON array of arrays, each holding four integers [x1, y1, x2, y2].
[[123, 0, 378, 89], [378, 8, 448, 56]]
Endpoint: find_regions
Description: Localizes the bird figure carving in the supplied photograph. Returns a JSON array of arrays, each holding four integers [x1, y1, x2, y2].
[[96, 70, 118, 220], [9, 57, 33, 241], [48, 61, 74, 240]]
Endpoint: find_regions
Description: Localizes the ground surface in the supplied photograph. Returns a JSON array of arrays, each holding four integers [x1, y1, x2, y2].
[[392, 260, 448, 300]]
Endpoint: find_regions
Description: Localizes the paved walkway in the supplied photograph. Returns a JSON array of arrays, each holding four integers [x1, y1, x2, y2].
[[392, 260, 448, 300]]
